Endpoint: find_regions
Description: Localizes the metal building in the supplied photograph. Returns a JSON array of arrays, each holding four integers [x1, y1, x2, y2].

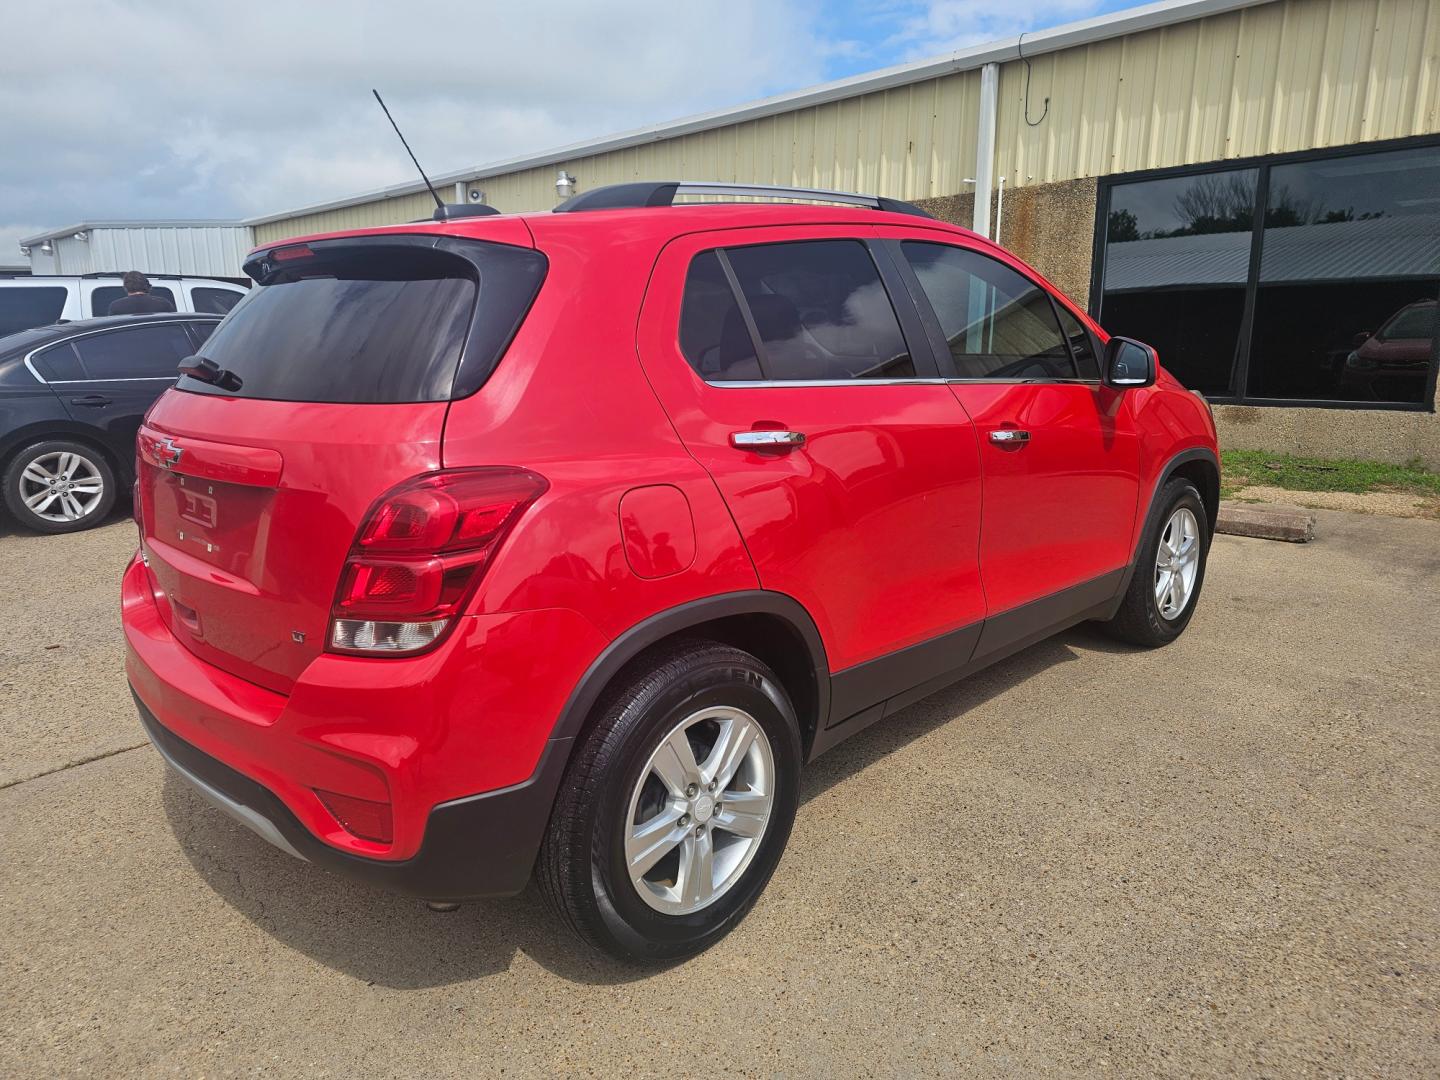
[[247, 0, 1439, 463], [20, 221, 252, 281]]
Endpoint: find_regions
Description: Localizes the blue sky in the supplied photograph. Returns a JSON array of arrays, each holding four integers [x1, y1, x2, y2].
[[3, 0, 1144, 253], [815, 0, 1139, 79]]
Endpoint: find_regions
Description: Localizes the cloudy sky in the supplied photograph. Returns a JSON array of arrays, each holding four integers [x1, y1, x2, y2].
[[3, 0, 1130, 256]]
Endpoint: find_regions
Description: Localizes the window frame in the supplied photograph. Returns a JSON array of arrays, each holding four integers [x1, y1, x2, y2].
[[887, 237, 1101, 385], [680, 235, 945, 387], [1091, 132, 1440, 412]]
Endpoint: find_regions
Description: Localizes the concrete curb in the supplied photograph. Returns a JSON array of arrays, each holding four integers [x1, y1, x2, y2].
[[1216, 502, 1316, 542]]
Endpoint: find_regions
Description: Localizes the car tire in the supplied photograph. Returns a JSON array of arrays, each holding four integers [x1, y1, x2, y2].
[[538, 640, 802, 962], [1103, 477, 1210, 648], [3, 440, 117, 534]]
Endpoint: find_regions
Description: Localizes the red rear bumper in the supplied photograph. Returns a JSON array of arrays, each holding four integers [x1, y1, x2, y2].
[[123, 552, 603, 871]]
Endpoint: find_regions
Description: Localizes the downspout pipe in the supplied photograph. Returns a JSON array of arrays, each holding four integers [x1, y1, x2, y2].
[[972, 62, 999, 239]]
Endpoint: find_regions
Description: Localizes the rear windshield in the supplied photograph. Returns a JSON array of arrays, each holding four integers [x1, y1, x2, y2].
[[179, 240, 544, 403]]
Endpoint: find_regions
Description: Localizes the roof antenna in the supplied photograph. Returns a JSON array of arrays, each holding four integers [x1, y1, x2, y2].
[[372, 88, 443, 213]]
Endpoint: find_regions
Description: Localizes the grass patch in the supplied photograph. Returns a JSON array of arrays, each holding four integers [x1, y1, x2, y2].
[[1220, 450, 1440, 500]]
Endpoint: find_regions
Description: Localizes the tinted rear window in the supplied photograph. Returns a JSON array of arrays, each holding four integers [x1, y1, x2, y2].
[[90, 285, 175, 315], [0, 287, 68, 336], [73, 323, 195, 379], [181, 240, 544, 403], [192, 287, 244, 314]]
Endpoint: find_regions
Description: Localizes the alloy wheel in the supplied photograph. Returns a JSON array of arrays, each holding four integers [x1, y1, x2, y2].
[[625, 705, 776, 915], [1154, 506, 1200, 620], [18, 451, 106, 523]]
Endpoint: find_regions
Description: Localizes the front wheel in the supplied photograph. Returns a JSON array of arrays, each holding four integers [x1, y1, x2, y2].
[[3, 440, 116, 534], [1103, 477, 1210, 647], [538, 641, 802, 961]]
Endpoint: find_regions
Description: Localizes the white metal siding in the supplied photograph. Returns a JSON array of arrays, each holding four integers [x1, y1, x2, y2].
[[87, 226, 253, 278]]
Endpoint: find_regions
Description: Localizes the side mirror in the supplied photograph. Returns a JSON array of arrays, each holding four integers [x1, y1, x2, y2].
[[1352, 330, 1372, 347], [1103, 336, 1157, 389]]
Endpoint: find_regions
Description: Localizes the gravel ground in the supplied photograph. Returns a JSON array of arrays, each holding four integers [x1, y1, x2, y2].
[[1, 508, 1437, 1077]]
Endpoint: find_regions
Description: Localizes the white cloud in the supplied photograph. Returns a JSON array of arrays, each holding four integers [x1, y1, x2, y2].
[[1, 0, 1117, 251], [1, 0, 836, 241]]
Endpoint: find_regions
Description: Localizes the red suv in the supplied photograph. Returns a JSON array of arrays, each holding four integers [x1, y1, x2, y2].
[[124, 182, 1218, 960]]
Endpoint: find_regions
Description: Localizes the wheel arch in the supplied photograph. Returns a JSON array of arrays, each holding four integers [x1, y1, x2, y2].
[[1108, 446, 1220, 617], [551, 591, 831, 760], [1169, 454, 1220, 536], [1, 425, 127, 485]]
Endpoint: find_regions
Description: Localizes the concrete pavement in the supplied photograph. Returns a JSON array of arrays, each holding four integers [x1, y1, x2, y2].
[[2, 509, 1436, 1077]]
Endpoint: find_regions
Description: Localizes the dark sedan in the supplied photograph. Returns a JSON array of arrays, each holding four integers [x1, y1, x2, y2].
[[0, 313, 222, 533]]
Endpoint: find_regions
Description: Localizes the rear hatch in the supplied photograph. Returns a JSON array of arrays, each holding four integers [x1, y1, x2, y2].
[[137, 232, 546, 693]]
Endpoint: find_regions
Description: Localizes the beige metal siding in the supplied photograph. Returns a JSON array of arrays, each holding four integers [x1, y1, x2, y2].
[[253, 71, 986, 245], [996, 0, 1440, 187], [253, 0, 1440, 245]]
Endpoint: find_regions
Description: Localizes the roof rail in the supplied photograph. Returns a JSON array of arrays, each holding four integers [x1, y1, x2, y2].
[[553, 181, 933, 219]]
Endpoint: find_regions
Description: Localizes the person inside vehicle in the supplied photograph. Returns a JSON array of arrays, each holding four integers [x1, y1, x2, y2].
[[108, 271, 176, 315]]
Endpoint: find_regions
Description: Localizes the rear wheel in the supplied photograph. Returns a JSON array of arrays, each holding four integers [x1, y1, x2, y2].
[[538, 641, 801, 961], [1103, 477, 1209, 647], [3, 440, 116, 534]]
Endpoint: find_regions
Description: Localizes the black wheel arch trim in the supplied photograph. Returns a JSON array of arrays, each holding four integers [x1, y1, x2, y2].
[[1112, 446, 1219, 606], [547, 589, 832, 748], [0, 424, 130, 485]]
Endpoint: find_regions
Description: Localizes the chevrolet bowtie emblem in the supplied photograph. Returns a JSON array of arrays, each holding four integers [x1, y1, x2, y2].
[[157, 437, 184, 470]]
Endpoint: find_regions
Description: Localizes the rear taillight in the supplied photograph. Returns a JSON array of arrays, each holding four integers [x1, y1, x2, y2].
[[328, 468, 547, 656]]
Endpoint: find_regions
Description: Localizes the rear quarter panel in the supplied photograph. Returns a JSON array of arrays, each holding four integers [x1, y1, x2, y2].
[[441, 215, 760, 641]]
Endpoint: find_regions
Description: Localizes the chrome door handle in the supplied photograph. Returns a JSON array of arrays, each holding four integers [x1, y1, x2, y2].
[[731, 430, 806, 450], [989, 429, 1030, 445]]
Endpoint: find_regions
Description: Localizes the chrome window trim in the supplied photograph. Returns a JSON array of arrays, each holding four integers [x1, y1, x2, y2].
[[947, 377, 1104, 387], [703, 376, 1104, 388], [22, 319, 218, 385], [705, 377, 951, 388], [41, 374, 177, 385]]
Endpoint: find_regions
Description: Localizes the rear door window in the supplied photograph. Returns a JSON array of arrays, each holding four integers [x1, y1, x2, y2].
[[715, 240, 915, 381], [71, 324, 194, 379], [902, 242, 1078, 380], [0, 287, 68, 336], [678, 251, 760, 381], [191, 287, 244, 314], [89, 285, 175, 315], [184, 240, 544, 403], [30, 342, 87, 381]]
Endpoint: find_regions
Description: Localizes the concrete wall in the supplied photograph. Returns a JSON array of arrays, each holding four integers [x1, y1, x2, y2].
[[1215, 405, 1440, 468], [914, 176, 1099, 309]]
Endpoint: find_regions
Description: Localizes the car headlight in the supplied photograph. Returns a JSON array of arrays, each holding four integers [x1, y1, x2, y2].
[[1345, 351, 1377, 370]]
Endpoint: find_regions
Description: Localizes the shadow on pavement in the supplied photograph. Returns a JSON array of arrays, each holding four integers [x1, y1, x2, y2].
[[163, 622, 1129, 989]]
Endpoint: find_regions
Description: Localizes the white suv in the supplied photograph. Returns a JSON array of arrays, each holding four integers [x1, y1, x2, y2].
[[0, 274, 248, 335]]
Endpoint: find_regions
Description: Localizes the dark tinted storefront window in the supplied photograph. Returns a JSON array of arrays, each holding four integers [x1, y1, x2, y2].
[[1097, 141, 1439, 408], [1101, 169, 1256, 395], [1248, 146, 1440, 403]]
